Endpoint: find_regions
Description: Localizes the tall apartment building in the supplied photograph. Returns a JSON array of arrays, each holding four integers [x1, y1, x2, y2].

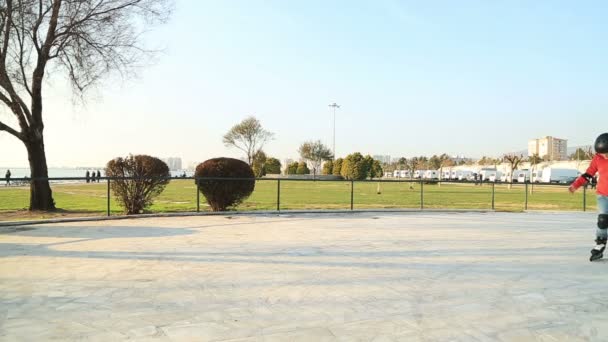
[[162, 157, 182, 171], [528, 136, 567, 161]]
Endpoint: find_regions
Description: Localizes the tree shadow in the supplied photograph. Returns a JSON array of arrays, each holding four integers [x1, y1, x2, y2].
[[0, 225, 195, 239]]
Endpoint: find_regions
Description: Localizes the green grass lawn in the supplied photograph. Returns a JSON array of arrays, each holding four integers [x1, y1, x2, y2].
[[0, 180, 598, 221]]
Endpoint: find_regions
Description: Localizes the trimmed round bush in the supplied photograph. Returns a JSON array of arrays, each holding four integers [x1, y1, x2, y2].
[[195, 158, 255, 211], [105, 155, 170, 214]]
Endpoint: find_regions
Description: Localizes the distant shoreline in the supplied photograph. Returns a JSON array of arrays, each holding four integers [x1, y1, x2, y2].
[[0, 167, 194, 179]]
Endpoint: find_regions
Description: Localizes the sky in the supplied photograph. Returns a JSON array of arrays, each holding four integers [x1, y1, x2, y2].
[[1, 0, 607, 168]]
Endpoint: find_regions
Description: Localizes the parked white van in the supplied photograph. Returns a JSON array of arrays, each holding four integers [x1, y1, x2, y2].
[[424, 170, 439, 179], [516, 170, 530, 183], [540, 168, 579, 184], [457, 170, 474, 181], [479, 169, 497, 181], [488, 171, 502, 182]]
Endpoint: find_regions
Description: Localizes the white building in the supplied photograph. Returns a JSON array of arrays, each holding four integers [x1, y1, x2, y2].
[[162, 157, 182, 171], [528, 136, 567, 161]]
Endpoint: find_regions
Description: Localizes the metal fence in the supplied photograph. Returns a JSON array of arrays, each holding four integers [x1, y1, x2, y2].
[[0, 176, 596, 218]]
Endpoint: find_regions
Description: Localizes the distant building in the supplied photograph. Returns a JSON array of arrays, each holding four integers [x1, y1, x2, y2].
[[528, 136, 567, 161], [372, 155, 391, 164], [162, 157, 182, 171]]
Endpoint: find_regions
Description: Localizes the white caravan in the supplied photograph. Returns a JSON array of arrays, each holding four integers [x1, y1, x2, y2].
[[487, 171, 502, 182], [540, 167, 579, 183], [424, 170, 439, 180], [479, 169, 497, 181], [531, 170, 542, 183], [501, 170, 527, 182], [457, 170, 474, 181], [516, 170, 530, 183]]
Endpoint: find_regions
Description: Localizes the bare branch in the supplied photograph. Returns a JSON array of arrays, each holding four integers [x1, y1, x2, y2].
[[0, 0, 13, 64], [0, 83, 31, 130], [31, 0, 53, 52], [0, 119, 24, 140], [12, 1, 32, 96]]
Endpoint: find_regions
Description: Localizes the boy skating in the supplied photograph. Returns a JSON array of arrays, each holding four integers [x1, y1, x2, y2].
[[569, 133, 608, 261]]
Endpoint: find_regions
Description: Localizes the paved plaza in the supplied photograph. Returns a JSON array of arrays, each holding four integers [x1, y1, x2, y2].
[[0, 211, 607, 341]]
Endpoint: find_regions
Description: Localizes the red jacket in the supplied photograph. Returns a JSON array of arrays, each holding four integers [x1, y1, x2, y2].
[[571, 154, 608, 196]]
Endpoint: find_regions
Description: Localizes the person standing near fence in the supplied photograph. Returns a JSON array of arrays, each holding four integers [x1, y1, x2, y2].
[[4, 169, 10, 186], [85, 170, 90, 183], [569, 133, 608, 261], [96, 170, 101, 182]]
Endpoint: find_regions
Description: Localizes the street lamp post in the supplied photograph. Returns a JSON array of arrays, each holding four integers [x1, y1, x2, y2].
[[328, 103, 340, 160]]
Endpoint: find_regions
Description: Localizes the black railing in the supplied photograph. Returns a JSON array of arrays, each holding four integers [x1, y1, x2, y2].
[[0, 176, 593, 218]]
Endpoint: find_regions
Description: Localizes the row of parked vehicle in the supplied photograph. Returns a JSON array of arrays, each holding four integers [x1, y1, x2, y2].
[[386, 167, 583, 184]]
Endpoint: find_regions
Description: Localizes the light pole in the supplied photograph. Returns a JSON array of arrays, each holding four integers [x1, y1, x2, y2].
[[328, 103, 340, 160]]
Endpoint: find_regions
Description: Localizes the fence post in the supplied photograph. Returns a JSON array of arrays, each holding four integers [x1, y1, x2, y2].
[[277, 179, 281, 211], [525, 182, 528, 210], [350, 180, 354, 210], [420, 178, 424, 210], [106, 178, 110, 217], [583, 185, 587, 212], [196, 177, 200, 213], [492, 182, 495, 210]]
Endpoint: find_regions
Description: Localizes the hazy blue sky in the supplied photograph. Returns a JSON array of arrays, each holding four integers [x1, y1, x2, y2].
[[1, 0, 607, 168]]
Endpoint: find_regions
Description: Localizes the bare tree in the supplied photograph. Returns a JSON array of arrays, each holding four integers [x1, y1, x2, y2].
[[428, 155, 441, 169], [405, 157, 421, 189], [585, 146, 594, 159], [438, 154, 454, 186], [405, 157, 416, 179], [528, 153, 542, 194], [223, 116, 274, 165], [578, 145, 593, 172], [298, 140, 333, 177], [0, 0, 172, 210], [503, 154, 524, 189]]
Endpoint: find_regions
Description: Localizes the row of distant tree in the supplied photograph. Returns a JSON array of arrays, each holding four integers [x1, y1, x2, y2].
[[222, 117, 529, 180], [221, 117, 596, 183], [222, 117, 385, 180], [285, 153, 383, 180]]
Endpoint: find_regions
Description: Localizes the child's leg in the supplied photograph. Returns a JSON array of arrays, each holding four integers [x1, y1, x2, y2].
[[597, 196, 608, 239]]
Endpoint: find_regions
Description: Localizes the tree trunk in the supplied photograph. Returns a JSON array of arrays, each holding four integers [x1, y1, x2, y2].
[[25, 132, 55, 211], [530, 166, 535, 194]]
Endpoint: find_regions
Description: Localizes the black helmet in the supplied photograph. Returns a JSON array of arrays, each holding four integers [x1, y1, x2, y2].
[[595, 133, 608, 153]]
